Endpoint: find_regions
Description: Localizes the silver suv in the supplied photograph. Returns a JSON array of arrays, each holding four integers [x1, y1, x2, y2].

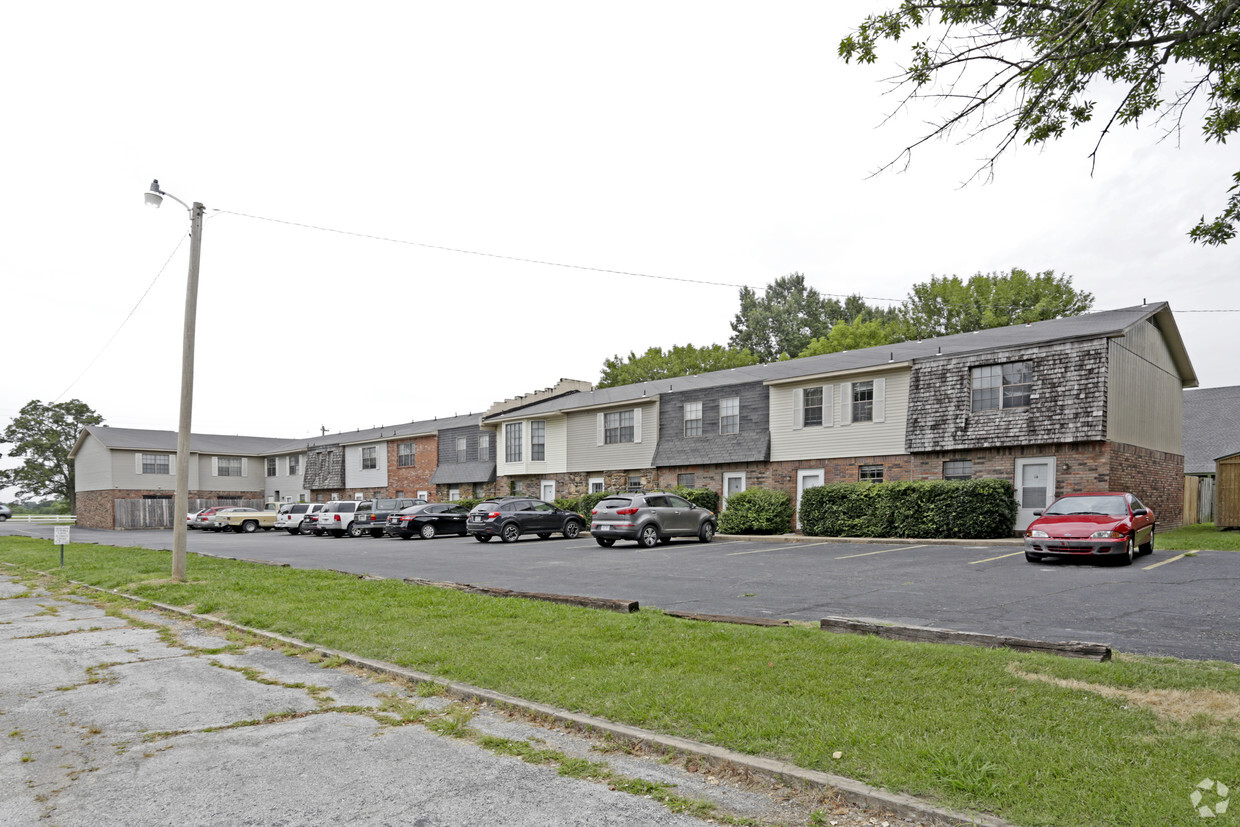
[[590, 492, 716, 548]]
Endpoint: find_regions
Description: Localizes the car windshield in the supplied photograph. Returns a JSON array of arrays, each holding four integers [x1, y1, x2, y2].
[[1044, 496, 1128, 516]]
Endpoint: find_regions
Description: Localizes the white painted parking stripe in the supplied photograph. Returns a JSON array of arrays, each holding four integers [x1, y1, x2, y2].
[[969, 551, 1025, 565], [1143, 551, 1194, 571], [726, 541, 836, 556], [834, 544, 927, 560]]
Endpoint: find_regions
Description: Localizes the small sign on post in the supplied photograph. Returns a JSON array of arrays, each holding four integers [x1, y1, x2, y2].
[[54, 526, 70, 567]]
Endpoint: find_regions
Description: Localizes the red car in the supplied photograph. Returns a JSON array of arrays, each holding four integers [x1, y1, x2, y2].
[[1024, 492, 1155, 565]]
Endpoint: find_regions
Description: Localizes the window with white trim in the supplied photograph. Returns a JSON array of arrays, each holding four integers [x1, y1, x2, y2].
[[361, 446, 377, 470], [456, 436, 468, 463], [141, 454, 170, 475], [478, 432, 492, 462], [859, 464, 883, 482], [217, 457, 242, 477], [531, 421, 546, 461], [944, 460, 973, 480], [266, 457, 277, 476], [852, 381, 875, 422], [505, 423, 523, 462], [288, 454, 300, 476], [719, 397, 740, 434], [683, 402, 702, 437], [677, 473, 695, 488], [803, 387, 823, 427], [398, 441, 415, 467], [588, 476, 605, 494], [605, 411, 635, 444], [971, 361, 1032, 411]]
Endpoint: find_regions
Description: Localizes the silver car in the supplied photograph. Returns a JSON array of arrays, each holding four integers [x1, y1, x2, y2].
[[590, 492, 716, 548]]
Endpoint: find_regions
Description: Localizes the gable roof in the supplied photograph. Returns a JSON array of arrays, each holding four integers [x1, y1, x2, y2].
[[485, 302, 1196, 421], [1183, 386, 1240, 473]]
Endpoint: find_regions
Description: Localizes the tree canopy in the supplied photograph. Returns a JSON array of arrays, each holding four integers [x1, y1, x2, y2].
[[799, 318, 901, 357], [896, 268, 1095, 339], [0, 399, 103, 513], [839, 1, 1240, 244], [597, 344, 760, 389]]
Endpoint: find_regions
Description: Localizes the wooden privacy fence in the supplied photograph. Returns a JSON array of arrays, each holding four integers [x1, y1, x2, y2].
[[1183, 475, 1215, 526], [114, 498, 263, 529], [1218, 455, 1240, 529]]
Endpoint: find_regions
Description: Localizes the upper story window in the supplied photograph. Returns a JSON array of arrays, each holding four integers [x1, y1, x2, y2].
[[456, 436, 468, 463], [478, 432, 492, 462], [944, 459, 973, 480], [505, 422, 523, 462], [851, 381, 874, 422], [217, 457, 243, 477], [720, 397, 740, 434], [397, 441, 415, 467], [530, 421, 546, 461], [605, 410, 635, 444], [684, 402, 702, 437], [972, 361, 1032, 411], [266, 457, 277, 477], [361, 446, 377, 470], [141, 454, 170, 475], [803, 387, 824, 427], [288, 454, 300, 476]]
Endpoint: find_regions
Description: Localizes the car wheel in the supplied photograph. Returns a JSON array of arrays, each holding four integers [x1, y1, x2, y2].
[[241, 520, 258, 534], [638, 524, 659, 548], [286, 529, 299, 535], [1139, 529, 1154, 555], [1024, 551, 1044, 563], [595, 537, 615, 547], [420, 523, 436, 540], [1118, 536, 1135, 566], [698, 522, 715, 543], [501, 523, 520, 543], [563, 521, 582, 539], [474, 534, 492, 543], [346, 522, 363, 538]]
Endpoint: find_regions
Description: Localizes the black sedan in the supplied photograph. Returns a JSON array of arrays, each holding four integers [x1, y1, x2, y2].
[[384, 502, 471, 540]]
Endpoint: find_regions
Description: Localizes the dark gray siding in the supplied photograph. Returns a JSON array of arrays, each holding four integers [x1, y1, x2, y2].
[[906, 339, 1109, 452], [437, 425, 487, 465], [652, 381, 770, 467]]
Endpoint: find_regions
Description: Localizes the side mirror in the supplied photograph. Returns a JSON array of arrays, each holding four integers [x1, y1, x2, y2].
[[1032, 510, 1043, 517], [1133, 508, 1149, 517]]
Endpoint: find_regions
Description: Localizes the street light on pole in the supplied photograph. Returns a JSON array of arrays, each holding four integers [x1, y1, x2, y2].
[[145, 179, 203, 582]]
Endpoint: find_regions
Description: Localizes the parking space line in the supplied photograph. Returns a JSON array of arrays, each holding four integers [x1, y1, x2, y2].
[[727, 541, 835, 556], [834, 544, 927, 560], [968, 551, 1025, 565], [1143, 551, 1195, 571]]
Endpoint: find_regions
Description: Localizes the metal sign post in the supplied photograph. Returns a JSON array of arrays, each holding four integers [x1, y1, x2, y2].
[[53, 526, 70, 567]]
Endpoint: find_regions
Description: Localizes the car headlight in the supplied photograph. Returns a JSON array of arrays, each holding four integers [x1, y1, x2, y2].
[[1027, 530, 1048, 538], [1090, 530, 1126, 539]]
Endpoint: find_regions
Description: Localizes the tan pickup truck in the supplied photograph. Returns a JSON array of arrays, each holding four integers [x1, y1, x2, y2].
[[210, 508, 279, 533]]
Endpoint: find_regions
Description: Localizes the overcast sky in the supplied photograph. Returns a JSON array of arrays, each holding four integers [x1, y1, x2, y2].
[[3, 2, 1238, 500]]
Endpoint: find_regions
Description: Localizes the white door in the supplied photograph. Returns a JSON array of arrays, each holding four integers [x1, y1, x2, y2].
[[796, 468, 824, 530], [722, 472, 746, 510], [1014, 457, 1056, 531], [541, 480, 556, 502]]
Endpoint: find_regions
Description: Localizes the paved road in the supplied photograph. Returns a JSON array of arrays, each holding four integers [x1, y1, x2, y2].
[[5, 522, 1239, 662]]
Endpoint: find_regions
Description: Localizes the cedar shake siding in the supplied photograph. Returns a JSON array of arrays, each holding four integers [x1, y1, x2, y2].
[[302, 445, 345, 490], [652, 381, 770, 467]]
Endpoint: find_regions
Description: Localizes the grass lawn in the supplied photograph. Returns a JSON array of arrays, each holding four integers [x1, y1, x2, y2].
[[1156, 522, 1240, 552], [4, 536, 1239, 826]]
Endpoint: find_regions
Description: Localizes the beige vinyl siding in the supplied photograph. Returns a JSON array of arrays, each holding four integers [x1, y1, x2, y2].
[[345, 443, 388, 489], [196, 455, 263, 492], [496, 416, 568, 476], [265, 453, 308, 502], [566, 401, 658, 472], [770, 369, 910, 461], [1107, 323, 1184, 453], [73, 435, 115, 492], [106, 449, 182, 492]]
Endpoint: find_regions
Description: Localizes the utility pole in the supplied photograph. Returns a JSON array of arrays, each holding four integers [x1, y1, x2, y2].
[[171, 201, 204, 582]]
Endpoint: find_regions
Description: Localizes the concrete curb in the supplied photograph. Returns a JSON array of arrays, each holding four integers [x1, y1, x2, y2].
[[37, 572, 1012, 827], [715, 533, 1023, 547]]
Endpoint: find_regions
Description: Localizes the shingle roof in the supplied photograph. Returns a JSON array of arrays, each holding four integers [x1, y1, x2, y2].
[[1183, 386, 1240, 473], [486, 303, 1194, 421], [429, 461, 497, 485]]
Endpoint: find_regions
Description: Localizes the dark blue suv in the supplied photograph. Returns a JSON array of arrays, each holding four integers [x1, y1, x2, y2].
[[466, 497, 585, 543]]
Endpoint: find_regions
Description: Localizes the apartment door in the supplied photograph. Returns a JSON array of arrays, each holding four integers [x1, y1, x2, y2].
[[541, 480, 556, 502], [722, 472, 746, 510], [1014, 457, 1056, 531], [796, 468, 824, 530]]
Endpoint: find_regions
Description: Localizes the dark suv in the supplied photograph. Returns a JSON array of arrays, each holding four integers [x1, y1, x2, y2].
[[467, 497, 586, 543], [590, 491, 716, 548], [349, 498, 426, 537]]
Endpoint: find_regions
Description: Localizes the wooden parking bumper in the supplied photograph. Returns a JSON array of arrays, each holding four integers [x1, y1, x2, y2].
[[403, 577, 638, 613], [819, 616, 1112, 661], [664, 610, 793, 627]]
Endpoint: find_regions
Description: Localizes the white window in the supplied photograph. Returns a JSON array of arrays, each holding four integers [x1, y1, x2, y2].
[[859, 464, 884, 482], [719, 397, 740, 434], [684, 402, 702, 437], [449, 487, 460, 501], [505, 422, 523, 462], [944, 460, 973, 480], [605, 411, 635, 444], [266, 457, 277, 477], [677, 473, 695, 488], [417, 490, 429, 501], [840, 379, 885, 425], [398, 442, 415, 467], [139, 454, 170, 475], [972, 361, 1032, 411], [216, 457, 243, 477], [288, 454, 300, 476], [803, 387, 823, 427], [478, 433, 492, 462], [456, 436, 467, 463], [361, 446, 377, 470], [588, 476, 605, 494], [531, 421, 546, 461]]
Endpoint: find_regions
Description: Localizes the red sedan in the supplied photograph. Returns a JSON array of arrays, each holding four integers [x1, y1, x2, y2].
[[1024, 492, 1155, 566]]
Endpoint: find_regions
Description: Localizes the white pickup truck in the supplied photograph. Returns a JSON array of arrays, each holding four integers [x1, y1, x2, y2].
[[210, 508, 279, 533]]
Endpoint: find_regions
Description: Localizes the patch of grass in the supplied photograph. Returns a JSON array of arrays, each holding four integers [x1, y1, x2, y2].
[[5, 536, 1240, 826], [414, 680, 446, 698], [21, 752, 34, 763], [1156, 523, 1240, 551], [424, 705, 475, 738]]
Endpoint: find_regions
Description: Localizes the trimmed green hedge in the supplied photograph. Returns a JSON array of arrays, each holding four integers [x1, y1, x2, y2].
[[718, 487, 794, 535], [799, 479, 1017, 539]]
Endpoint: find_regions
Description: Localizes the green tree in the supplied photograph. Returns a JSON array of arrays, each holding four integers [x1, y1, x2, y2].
[[799, 317, 900, 357], [0, 399, 103, 514], [598, 344, 760, 388], [839, 1, 1240, 244], [729, 274, 894, 361], [896, 268, 1094, 339]]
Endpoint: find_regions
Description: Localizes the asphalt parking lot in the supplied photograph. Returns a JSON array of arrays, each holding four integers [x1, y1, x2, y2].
[[4, 522, 1238, 663]]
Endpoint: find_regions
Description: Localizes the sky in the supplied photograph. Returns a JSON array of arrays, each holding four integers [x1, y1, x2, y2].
[[2, 2, 1238, 501]]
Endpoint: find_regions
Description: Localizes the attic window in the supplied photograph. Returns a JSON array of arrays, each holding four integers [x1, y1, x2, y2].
[[971, 361, 1032, 411]]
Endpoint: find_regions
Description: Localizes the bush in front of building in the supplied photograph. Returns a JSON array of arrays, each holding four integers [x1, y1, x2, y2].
[[799, 479, 1016, 539], [553, 496, 583, 515], [455, 497, 482, 512], [718, 488, 794, 534], [672, 486, 720, 514]]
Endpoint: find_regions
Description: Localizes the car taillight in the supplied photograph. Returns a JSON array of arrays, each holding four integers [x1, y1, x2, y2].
[[488, 511, 501, 519], [616, 507, 639, 515], [333, 514, 341, 521]]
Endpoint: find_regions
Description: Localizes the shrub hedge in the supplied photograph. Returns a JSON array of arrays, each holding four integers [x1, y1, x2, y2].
[[717, 487, 794, 534], [798, 479, 1016, 539], [454, 497, 482, 512], [671, 486, 720, 514]]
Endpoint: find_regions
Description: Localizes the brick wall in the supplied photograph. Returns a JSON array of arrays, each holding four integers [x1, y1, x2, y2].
[[76, 490, 113, 529], [1109, 442, 1185, 529], [388, 435, 438, 497]]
